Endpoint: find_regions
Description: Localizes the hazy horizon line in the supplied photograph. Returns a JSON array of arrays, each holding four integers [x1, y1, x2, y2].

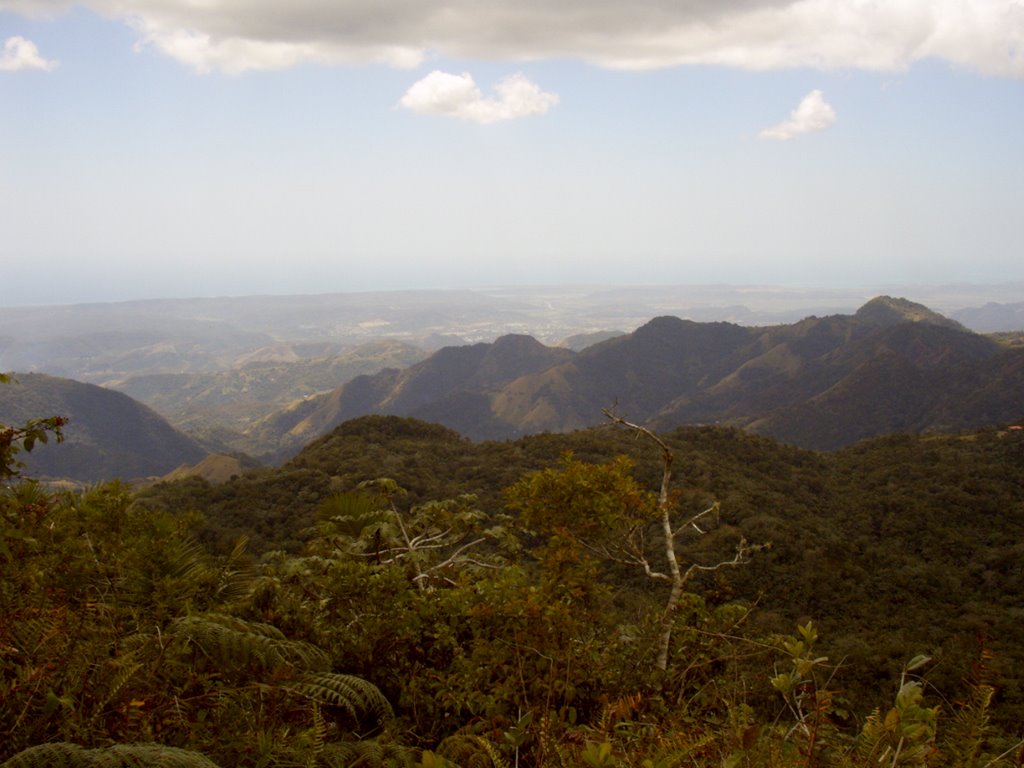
[[4, 280, 1023, 311]]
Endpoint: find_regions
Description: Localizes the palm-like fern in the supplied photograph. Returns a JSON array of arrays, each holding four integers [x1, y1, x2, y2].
[[0, 742, 222, 768], [209, 536, 259, 606], [163, 613, 393, 742], [286, 672, 394, 722], [941, 681, 995, 768], [319, 740, 416, 767], [434, 735, 511, 768], [168, 612, 331, 675], [317, 492, 391, 544]]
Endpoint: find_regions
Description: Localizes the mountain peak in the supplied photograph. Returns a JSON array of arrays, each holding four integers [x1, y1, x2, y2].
[[635, 316, 690, 334], [854, 296, 963, 330], [489, 333, 547, 353]]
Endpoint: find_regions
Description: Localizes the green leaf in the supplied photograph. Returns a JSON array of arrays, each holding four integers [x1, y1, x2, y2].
[[797, 621, 818, 645], [905, 654, 932, 672], [771, 673, 793, 693], [42, 690, 61, 717]]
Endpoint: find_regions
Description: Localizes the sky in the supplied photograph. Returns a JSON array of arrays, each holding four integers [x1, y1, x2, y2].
[[1, 0, 1023, 305]]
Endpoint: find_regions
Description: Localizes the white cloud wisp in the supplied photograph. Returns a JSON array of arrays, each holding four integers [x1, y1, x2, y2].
[[760, 89, 837, 140], [3, 0, 1024, 78], [0, 36, 59, 72], [399, 70, 559, 124]]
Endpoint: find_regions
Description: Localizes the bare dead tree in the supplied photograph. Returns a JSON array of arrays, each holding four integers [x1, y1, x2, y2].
[[602, 408, 762, 670]]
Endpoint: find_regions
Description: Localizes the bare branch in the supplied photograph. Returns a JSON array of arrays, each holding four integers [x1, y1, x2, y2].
[[675, 502, 720, 540], [423, 537, 487, 576], [452, 557, 503, 570], [584, 540, 673, 582], [388, 499, 427, 590], [681, 538, 759, 588], [639, 562, 672, 583], [408, 528, 453, 548]]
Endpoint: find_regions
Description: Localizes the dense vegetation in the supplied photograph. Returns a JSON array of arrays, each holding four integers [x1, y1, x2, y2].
[[137, 417, 1024, 720], [4, 403, 1024, 766]]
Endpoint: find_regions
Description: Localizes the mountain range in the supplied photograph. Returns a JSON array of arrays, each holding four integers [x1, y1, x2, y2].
[[3, 286, 1023, 388], [3, 295, 1023, 481], [255, 296, 1024, 453]]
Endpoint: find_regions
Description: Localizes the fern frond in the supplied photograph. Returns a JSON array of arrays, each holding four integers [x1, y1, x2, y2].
[[318, 493, 389, 536], [647, 729, 717, 768], [88, 658, 146, 727], [125, 537, 211, 610], [435, 735, 510, 768], [942, 683, 996, 768], [0, 742, 222, 768], [319, 739, 415, 768], [169, 613, 329, 675], [286, 672, 393, 721], [212, 536, 259, 605], [167, 538, 210, 582], [8, 611, 66, 657], [534, 712, 573, 768], [594, 692, 642, 736], [310, 701, 327, 761], [476, 739, 511, 768]]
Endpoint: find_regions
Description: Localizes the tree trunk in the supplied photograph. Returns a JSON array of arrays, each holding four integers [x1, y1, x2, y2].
[[654, 439, 680, 671]]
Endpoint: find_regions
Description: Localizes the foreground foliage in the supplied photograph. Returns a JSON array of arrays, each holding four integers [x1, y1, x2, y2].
[[138, 417, 1024, 721], [4, 411, 1024, 766]]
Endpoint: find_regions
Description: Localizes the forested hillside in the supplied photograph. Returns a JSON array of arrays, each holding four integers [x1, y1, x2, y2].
[[4, 386, 1024, 766], [0, 373, 207, 482], [138, 416, 1024, 724]]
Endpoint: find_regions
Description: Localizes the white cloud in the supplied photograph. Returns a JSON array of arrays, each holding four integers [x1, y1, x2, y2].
[[127, 15, 424, 74], [760, 89, 837, 140], [0, 36, 59, 72], [399, 70, 559, 123], [4, 0, 1024, 78]]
